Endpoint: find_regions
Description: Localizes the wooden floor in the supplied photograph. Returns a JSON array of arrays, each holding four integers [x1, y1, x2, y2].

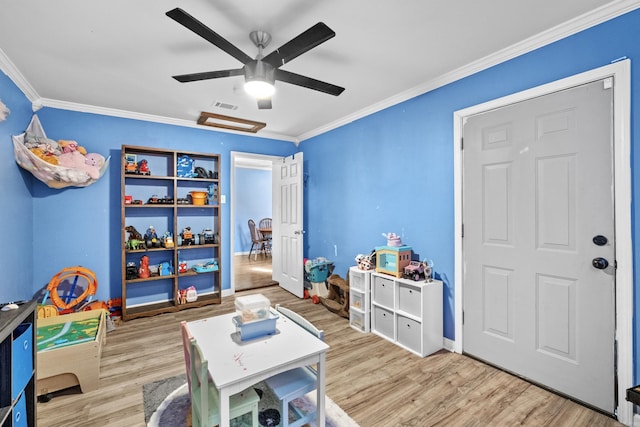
[[36, 286, 623, 427], [233, 253, 277, 291]]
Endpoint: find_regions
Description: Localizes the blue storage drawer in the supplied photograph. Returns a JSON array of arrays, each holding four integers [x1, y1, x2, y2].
[[12, 323, 33, 400], [14, 391, 27, 427]]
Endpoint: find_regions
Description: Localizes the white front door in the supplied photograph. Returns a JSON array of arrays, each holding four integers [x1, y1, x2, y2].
[[272, 153, 304, 297], [462, 79, 615, 413]]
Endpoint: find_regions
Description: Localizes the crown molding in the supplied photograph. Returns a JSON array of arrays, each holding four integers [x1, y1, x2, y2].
[[0, 47, 40, 103], [38, 97, 298, 143], [297, 0, 640, 142]]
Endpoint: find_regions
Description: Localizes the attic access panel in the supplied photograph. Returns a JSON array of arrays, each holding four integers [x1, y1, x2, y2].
[[197, 112, 266, 133]]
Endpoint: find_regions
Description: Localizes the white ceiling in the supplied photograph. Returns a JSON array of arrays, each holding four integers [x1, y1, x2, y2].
[[0, 0, 634, 142]]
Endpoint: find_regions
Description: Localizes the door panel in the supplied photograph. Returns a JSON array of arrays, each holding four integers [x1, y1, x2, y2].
[[463, 79, 615, 413], [273, 153, 304, 297]]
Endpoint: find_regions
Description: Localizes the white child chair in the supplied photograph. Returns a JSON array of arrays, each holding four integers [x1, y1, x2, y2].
[[182, 321, 260, 427], [264, 304, 325, 427]]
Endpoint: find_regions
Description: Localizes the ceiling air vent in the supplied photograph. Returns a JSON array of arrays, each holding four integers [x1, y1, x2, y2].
[[213, 101, 238, 110]]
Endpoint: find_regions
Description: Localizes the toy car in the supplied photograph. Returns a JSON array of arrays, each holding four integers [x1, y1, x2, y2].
[[144, 226, 161, 248], [125, 159, 137, 174], [162, 232, 175, 248], [403, 261, 425, 281], [201, 227, 216, 244]]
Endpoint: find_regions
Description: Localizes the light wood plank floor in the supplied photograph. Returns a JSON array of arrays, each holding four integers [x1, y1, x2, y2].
[[234, 253, 277, 291], [36, 286, 623, 427]]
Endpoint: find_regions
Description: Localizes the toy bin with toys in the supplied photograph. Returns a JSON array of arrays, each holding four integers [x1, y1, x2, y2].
[[235, 294, 270, 323]]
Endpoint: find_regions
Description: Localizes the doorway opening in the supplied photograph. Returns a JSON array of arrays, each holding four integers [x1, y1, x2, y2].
[[230, 152, 280, 292]]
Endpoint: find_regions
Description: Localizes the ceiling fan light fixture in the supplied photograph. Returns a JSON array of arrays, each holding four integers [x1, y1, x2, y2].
[[244, 80, 275, 99], [244, 60, 276, 99]]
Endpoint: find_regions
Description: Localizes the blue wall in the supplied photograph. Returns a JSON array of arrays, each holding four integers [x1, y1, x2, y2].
[[234, 167, 272, 252], [0, 71, 36, 303], [300, 9, 640, 359]]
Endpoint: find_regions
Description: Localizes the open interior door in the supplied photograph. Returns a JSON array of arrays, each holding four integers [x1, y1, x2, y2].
[[272, 153, 304, 297]]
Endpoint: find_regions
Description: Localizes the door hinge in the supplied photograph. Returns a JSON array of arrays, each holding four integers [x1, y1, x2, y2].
[[462, 310, 464, 325], [461, 223, 464, 238], [461, 137, 464, 150]]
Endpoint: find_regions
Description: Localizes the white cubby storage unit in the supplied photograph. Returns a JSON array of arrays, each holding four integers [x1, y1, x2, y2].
[[370, 272, 443, 357], [348, 266, 372, 332]]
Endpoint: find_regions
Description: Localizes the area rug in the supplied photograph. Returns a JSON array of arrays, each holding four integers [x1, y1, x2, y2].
[[143, 374, 359, 427]]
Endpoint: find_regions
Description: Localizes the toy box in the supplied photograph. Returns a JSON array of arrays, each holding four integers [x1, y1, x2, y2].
[[235, 294, 270, 323], [232, 312, 278, 341]]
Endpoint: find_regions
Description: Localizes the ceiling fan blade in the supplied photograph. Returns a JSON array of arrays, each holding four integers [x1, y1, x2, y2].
[[275, 69, 345, 96], [166, 8, 253, 65], [257, 98, 272, 109], [262, 22, 335, 68], [172, 68, 244, 83]]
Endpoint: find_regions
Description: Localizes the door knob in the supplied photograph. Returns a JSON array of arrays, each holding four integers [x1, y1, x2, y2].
[[592, 257, 609, 270]]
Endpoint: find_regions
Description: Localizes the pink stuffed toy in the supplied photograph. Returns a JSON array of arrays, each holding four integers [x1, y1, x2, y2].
[[85, 153, 105, 168], [57, 151, 100, 179]]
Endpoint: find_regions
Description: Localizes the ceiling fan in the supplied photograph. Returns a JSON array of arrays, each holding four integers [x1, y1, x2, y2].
[[166, 7, 345, 109]]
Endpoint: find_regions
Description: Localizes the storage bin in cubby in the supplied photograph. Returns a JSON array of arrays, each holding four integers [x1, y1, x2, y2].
[[397, 283, 421, 317], [397, 315, 421, 354], [372, 275, 394, 308], [373, 306, 394, 340], [12, 324, 32, 400], [13, 391, 27, 427]]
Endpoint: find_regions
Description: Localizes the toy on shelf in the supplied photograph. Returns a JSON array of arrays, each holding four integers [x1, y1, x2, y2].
[[137, 159, 150, 175], [376, 245, 412, 278], [201, 228, 216, 244], [403, 261, 426, 281], [144, 226, 161, 248], [177, 155, 195, 178], [126, 262, 138, 280], [179, 227, 194, 246], [382, 232, 403, 247], [162, 232, 175, 248], [159, 261, 174, 276], [193, 259, 218, 273], [355, 250, 376, 270], [125, 225, 145, 250], [178, 286, 197, 304], [138, 256, 150, 279]]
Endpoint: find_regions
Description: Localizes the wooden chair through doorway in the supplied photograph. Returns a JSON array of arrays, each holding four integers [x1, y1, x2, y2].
[[258, 217, 272, 254], [248, 219, 268, 260]]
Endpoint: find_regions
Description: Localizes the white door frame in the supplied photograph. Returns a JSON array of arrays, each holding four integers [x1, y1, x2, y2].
[[453, 60, 632, 424], [229, 151, 281, 296]]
